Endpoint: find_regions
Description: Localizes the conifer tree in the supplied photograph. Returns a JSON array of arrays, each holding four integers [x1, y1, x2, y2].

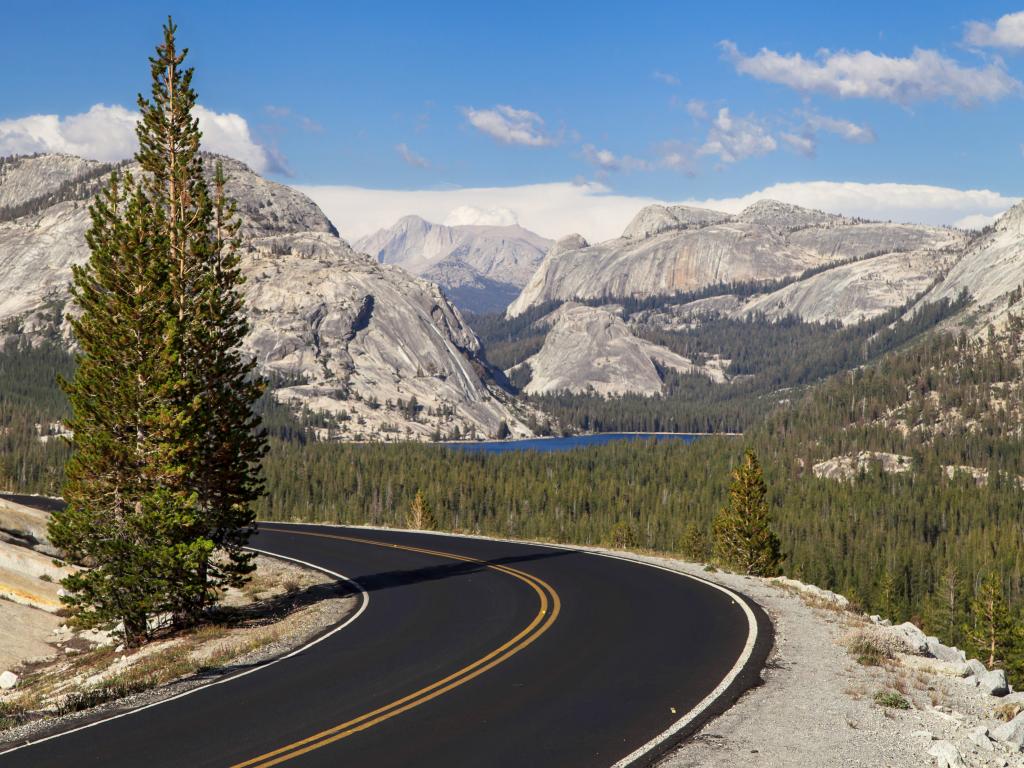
[[876, 568, 899, 621], [965, 572, 1015, 669], [679, 522, 710, 562], [712, 450, 782, 576], [408, 490, 437, 530], [49, 19, 266, 640], [50, 174, 187, 645], [133, 19, 267, 623]]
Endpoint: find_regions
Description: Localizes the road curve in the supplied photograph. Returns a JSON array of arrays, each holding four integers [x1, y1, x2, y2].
[[0, 523, 772, 768]]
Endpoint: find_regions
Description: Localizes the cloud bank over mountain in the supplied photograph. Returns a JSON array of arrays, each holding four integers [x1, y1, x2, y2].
[[300, 179, 1018, 242], [0, 104, 278, 173]]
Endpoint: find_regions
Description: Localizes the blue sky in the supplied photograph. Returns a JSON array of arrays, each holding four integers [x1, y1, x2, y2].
[[3, 1, 1024, 239]]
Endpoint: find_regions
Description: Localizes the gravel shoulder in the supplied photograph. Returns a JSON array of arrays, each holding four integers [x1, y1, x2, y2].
[[600, 551, 1024, 768]]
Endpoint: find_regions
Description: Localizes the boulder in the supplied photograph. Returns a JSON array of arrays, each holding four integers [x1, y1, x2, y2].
[[976, 669, 1009, 696], [892, 622, 929, 654], [966, 659, 988, 677], [0, 670, 17, 690], [927, 740, 965, 768], [992, 711, 1024, 750], [967, 725, 995, 751], [926, 636, 966, 664]]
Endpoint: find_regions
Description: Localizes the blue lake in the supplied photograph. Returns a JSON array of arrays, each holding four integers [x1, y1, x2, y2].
[[444, 432, 701, 454]]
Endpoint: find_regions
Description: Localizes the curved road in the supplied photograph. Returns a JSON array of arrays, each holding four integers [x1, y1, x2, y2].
[[0, 523, 771, 767]]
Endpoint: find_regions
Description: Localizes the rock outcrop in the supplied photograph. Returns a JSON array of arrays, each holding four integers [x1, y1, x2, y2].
[[507, 199, 959, 318], [515, 304, 728, 396], [355, 215, 551, 313], [913, 201, 1024, 332], [0, 154, 533, 441]]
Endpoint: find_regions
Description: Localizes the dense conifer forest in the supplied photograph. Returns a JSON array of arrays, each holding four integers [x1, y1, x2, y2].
[[4, 304, 1024, 666], [6, 309, 1024, 663], [470, 292, 969, 433]]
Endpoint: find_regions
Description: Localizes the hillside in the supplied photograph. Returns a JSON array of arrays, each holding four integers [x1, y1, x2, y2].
[[507, 200, 960, 318], [913, 202, 1024, 332], [0, 153, 534, 442], [355, 215, 551, 313]]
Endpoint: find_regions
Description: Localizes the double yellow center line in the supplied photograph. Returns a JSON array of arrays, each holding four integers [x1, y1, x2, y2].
[[230, 529, 562, 768]]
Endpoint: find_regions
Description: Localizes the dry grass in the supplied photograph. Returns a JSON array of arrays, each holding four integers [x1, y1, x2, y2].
[[0, 553, 346, 735], [993, 702, 1024, 722]]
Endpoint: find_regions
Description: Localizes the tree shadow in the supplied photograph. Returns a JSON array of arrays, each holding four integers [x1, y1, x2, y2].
[[347, 549, 573, 595]]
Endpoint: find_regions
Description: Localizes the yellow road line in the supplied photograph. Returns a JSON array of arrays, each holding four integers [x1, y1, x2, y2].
[[230, 528, 561, 768]]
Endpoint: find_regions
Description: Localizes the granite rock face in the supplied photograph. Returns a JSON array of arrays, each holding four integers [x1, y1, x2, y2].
[[355, 215, 551, 313], [0, 153, 533, 441], [913, 201, 1024, 332], [508, 200, 960, 319], [516, 304, 728, 397]]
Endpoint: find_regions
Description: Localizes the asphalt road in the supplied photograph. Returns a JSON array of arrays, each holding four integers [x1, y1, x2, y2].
[[0, 523, 771, 768]]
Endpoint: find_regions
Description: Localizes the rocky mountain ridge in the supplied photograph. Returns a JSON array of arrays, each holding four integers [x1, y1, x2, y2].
[[508, 199, 962, 318], [355, 215, 551, 313], [512, 304, 729, 397], [912, 201, 1024, 332], [0, 153, 533, 441]]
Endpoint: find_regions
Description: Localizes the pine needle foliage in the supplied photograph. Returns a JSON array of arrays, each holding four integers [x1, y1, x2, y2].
[[712, 450, 782, 576], [965, 572, 1016, 670], [48, 19, 266, 645], [407, 490, 437, 530]]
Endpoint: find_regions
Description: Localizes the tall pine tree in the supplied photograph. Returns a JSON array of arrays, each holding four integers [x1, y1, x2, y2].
[[50, 19, 266, 642], [51, 173, 189, 645], [712, 450, 782, 576]]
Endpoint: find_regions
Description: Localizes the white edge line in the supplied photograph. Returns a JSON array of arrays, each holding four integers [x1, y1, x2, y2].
[[265, 521, 760, 768], [0, 545, 370, 757]]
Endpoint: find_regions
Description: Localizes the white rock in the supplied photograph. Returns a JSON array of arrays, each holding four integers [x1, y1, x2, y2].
[[354, 215, 551, 312], [966, 659, 988, 677], [0, 154, 534, 443], [968, 725, 995, 751], [892, 622, 930, 654], [0, 670, 17, 690], [926, 636, 967, 664], [992, 712, 1024, 750], [508, 199, 962, 319], [519, 304, 727, 397], [911, 200, 1024, 333], [927, 740, 966, 768], [977, 668, 1010, 696]]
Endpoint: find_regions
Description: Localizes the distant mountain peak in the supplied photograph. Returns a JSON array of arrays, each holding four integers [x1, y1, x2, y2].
[[737, 199, 844, 229], [354, 215, 552, 313], [621, 203, 732, 240]]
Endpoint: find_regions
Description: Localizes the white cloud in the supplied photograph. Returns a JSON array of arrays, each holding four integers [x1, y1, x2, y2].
[[443, 205, 518, 227], [0, 104, 137, 162], [581, 144, 651, 172], [299, 179, 1018, 243], [802, 111, 876, 143], [780, 132, 816, 157], [461, 105, 554, 146], [395, 142, 430, 168], [192, 106, 276, 173], [685, 99, 708, 119], [953, 212, 1002, 229], [720, 40, 1020, 106], [299, 181, 661, 242], [653, 70, 680, 86], [0, 103, 278, 173], [965, 12, 1024, 49], [688, 181, 1017, 227], [697, 108, 777, 164]]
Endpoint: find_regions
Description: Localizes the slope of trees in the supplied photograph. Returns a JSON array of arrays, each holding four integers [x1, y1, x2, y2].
[[524, 295, 968, 433]]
